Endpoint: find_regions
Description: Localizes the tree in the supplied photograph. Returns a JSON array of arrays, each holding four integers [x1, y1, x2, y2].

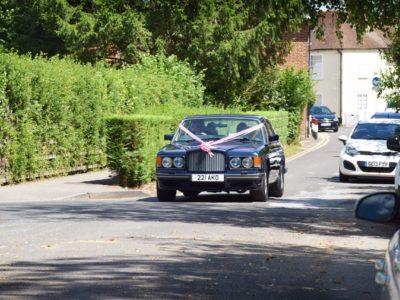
[[1, 0, 400, 105], [0, 0, 66, 56], [377, 27, 400, 110]]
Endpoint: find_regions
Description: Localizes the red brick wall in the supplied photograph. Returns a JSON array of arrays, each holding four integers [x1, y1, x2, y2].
[[282, 27, 310, 140]]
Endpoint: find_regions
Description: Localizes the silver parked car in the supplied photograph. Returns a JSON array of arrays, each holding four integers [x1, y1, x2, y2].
[[354, 135, 400, 299], [355, 192, 400, 299]]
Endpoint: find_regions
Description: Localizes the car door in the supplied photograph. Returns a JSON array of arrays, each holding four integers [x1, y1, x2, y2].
[[264, 120, 283, 182]]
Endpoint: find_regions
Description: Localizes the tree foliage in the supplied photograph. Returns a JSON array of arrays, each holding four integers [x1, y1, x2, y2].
[[377, 26, 400, 110], [235, 67, 315, 143], [1, 0, 400, 105]]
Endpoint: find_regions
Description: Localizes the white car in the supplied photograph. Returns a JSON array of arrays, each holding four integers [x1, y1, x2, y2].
[[387, 135, 400, 194], [338, 119, 400, 182]]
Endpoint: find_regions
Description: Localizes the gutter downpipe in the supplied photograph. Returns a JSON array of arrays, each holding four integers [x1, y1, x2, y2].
[[307, 25, 311, 138], [338, 49, 343, 125]]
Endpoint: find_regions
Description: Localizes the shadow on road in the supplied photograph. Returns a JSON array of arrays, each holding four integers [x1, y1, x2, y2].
[[0, 243, 382, 299], [1, 194, 396, 239], [317, 175, 394, 186]]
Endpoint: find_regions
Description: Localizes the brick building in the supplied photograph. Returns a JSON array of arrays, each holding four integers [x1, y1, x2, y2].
[[283, 26, 311, 140]]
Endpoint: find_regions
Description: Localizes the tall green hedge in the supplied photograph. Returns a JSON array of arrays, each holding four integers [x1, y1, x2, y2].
[[105, 115, 175, 186], [0, 51, 288, 184], [105, 111, 288, 187], [0, 52, 204, 183]]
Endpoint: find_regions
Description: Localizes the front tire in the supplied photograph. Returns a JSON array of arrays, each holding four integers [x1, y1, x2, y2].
[[339, 170, 349, 182], [270, 167, 284, 197], [250, 173, 268, 202], [157, 187, 176, 201]]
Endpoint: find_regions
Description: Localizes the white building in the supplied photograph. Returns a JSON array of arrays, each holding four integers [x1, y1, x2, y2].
[[310, 12, 391, 126]]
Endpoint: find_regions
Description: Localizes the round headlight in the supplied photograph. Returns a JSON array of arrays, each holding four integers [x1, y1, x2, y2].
[[162, 157, 173, 168], [173, 157, 184, 168], [230, 157, 241, 169], [242, 157, 253, 168]]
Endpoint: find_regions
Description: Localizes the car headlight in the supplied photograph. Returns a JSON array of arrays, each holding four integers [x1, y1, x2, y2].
[[173, 157, 184, 168], [242, 157, 253, 168], [345, 144, 359, 156], [162, 157, 173, 168], [334, 117, 339, 122], [230, 157, 241, 168]]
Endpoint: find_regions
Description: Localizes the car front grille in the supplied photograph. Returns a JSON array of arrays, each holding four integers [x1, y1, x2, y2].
[[357, 162, 397, 173], [359, 151, 398, 156], [187, 150, 225, 172]]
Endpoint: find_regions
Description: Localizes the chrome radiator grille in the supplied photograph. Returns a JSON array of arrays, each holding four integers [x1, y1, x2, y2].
[[187, 151, 225, 172]]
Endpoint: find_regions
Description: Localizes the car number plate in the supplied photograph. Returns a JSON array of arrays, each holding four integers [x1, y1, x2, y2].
[[192, 174, 224, 182], [321, 122, 331, 127], [366, 161, 390, 168]]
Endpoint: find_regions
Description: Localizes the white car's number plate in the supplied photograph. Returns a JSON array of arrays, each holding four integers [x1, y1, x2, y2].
[[366, 161, 390, 168], [192, 174, 224, 182], [321, 122, 331, 127]]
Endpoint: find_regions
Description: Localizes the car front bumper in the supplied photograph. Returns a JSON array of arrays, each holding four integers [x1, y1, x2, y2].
[[339, 152, 398, 179], [317, 120, 339, 130], [156, 171, 264, 192]]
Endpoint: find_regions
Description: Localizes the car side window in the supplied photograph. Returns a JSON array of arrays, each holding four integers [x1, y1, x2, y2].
[[264, 121, 275, 138]]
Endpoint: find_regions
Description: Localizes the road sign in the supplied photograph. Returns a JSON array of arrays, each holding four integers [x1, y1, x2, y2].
[[372, 76, 380, 87]]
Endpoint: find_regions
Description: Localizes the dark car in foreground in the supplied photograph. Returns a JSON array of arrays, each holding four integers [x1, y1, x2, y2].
[[309, 105, 339, 132], [371, 112, 400, 119], [156, 115, 285, 202], [354, 135, 400, 299]]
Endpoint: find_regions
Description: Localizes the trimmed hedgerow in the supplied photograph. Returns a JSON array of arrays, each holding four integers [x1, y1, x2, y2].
[[0, 51, 288, 185], [105, 115, 175, 186], [0, 52, 204, 183]]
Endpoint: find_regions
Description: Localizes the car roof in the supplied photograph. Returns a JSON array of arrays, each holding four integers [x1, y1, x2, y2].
[[184, 114, 264, 121], [371, 112, 400, 118], [357, 118, 400, 125], [311, 105, 329, 108]]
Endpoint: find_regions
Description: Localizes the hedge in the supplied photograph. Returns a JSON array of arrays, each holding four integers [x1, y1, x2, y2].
[[105, 115, 175, 186], [0, 52, 204, 183], [105, 111, 288, 187], [0, 52, 288, 184]]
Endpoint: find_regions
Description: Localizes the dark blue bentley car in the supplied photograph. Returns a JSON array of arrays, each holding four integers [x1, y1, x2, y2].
[[155, 115, 285, 201]]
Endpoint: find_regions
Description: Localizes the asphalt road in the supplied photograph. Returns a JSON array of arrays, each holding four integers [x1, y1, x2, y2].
[[0, 128, 397, 299]]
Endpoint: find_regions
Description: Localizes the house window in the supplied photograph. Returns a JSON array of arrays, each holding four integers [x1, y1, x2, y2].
[[315, 93, 323, 106], [357, 94, 368, 110], [310, 55, 323, 80]]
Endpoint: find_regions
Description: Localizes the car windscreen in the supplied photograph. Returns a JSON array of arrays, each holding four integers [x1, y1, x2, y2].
[[351, 123, 400, 140], [174, 118, 264, 143], [310, 106, 332, 114]]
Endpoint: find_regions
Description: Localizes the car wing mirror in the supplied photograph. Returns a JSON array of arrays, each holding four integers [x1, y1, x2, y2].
[[355, 192, 399, 223], [387, 135, 400, 152], [338, 135, 347, 145], [270, 134, 279, 142], [164, 134, 174, 141]]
